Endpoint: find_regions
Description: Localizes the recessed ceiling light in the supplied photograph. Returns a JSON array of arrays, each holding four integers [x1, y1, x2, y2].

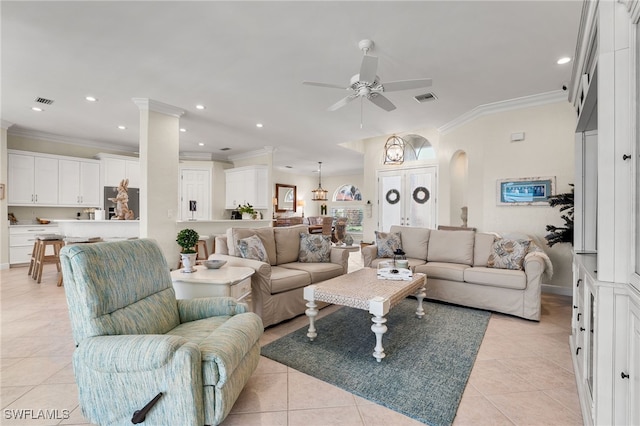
[[196, 104, 206, 110], [118, 125, 126, 130], [256, 123, 263, 128], [557, 57, 571, 65], [85, 96, 98, 102], [198, 142, 205, 146], [31, 107, 43, 112], [180, 128, 186, 132]]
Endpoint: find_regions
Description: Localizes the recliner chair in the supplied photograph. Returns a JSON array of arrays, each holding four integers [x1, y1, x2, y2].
[[60, 238, 263, 425]]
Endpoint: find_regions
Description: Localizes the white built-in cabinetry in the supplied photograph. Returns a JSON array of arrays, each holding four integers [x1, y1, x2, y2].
[[8, 152, 59, 205], [224, 165, 269, 209], [97, 153, 140, 188], [9, 225, 60, 265], [179, 165, 211, 221], [569, 1, 640, 424], [58, 159, 101, 206], [572, 254, 640, 426], [7, 150, 100, 207]]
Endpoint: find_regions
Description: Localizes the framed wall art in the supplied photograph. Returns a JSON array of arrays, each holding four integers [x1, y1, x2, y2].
[[496, 176, 555, 206]]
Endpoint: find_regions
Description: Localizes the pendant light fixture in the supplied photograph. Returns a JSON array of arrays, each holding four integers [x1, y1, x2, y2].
[[384, 135, 405, 165], [311, 162, 328, 201]]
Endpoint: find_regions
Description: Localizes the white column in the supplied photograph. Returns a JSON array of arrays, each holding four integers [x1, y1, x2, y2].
[[0, 121, 12, 269], [133, 99, 184, 266]]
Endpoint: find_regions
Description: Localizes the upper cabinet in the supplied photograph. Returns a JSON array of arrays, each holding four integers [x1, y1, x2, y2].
[[224, 165, 269, 209], [58, 159, 101, 207], [97, 153, 140, 188], [8, 151, 59, 205], [8, 150, 103, 207]]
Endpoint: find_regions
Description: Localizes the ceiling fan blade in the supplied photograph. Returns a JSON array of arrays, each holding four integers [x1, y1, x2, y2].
[[328, 94, 358, 111], [382, 78, 433, 92], [303, 81, 348, 90], [368, 93, 396, 111], [359, 55, 378, 83]]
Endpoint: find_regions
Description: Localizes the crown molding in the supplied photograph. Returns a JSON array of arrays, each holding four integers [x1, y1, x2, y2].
[[228, 146, 276, 161], [438, 90, 569, 135], [131, 98, 185, 117], [1, 120, 14, 130], [7, 126, 137, 153]]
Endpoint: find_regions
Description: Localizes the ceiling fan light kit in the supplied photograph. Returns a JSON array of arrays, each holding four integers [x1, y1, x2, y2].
[[303, 39, 433, 121], [311, 161, 328, 201]]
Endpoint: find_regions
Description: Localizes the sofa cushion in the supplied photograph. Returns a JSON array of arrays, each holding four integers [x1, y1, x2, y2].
[[237, 235, 269, 262], [228, 227, 277, 266], [390, 225, 430, 260], [415, 262, 469, 281], [427, 230, 475, 265], [375, 231, 402, 258], [487, 239, 531, 270], [464, 267, 527, 290], [269, 265, 311, 294], [274, 225, 308, 265], [474, 233, 496, 266], [280, 262, 344, 283], [298, 233, 331, 263]]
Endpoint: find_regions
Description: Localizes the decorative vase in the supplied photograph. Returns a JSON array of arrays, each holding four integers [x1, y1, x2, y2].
[[181, 253, 197, 273], [343, 234, 354, 246], [242, 213, 252, 220]]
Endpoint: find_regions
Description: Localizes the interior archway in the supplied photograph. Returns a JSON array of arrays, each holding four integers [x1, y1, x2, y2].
[[449, 150, 468, 226]]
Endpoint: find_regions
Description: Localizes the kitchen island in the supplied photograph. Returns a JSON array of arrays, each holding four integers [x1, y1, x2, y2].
[[54, 219, 140, 240]]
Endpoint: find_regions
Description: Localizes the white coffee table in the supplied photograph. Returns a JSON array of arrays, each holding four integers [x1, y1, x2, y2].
[[170, 265, 254, 301], [303, 267, 426, 362]]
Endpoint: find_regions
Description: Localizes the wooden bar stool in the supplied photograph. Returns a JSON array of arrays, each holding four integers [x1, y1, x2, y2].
[[32, 235, 64, 285], [196, 236, 210, 260]]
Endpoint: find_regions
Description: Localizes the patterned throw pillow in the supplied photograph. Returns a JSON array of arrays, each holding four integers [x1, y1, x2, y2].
[[375, 231, 403, 258], [237, 235, 269, 263], [487, 239, 531, 270], [298, 233, 331, 263]]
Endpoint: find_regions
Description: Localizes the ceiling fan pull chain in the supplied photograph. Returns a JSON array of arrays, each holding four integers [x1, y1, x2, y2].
[[360, 97, 364, 129]]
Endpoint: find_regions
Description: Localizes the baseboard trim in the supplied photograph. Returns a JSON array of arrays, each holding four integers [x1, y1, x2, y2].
[[0, 263, 11, 270], [542, 284, 572, 297]]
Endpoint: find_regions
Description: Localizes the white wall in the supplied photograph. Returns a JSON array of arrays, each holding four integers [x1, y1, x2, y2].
[[438, 101, 577, 289]]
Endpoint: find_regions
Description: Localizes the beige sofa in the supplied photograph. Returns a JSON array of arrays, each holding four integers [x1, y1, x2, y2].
[[362, 225, 546, 320], [210, 225, 349, 327]]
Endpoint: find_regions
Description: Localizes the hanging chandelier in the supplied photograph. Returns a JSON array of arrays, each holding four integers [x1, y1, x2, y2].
[[384, 135, 405, 165], [311, 161, 328, 201]]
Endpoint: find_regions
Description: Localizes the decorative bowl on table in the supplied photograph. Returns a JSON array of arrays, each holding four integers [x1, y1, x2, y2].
[[203, 260, 226, 269]]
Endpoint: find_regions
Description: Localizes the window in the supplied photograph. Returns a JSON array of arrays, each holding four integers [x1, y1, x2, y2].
[[330, 207, 363, 235], [334, 184, 362, 201]]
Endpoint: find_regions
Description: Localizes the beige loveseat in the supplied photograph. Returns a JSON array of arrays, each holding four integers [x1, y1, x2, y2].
[[362, 226, 547, 321], [210, 225, 349, 327]]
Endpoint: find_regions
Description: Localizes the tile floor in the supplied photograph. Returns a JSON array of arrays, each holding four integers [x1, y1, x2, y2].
[[1, 251, 583, 425]]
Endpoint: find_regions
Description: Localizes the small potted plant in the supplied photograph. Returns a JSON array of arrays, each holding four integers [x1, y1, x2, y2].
[[176, 228, 199, 273], [238, 203, 257, 220]]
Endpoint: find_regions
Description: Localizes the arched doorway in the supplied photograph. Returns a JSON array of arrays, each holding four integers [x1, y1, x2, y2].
[[449, 150, 468, 226]]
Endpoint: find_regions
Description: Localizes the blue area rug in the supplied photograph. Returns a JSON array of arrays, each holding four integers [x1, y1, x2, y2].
[[261, 299, 490, 426]]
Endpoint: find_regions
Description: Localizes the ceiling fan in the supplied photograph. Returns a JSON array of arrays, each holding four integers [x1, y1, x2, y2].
[[303, 39, 433, 113]]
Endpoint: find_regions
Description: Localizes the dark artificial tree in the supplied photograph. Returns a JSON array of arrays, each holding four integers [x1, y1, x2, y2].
[[545, 184, 574, 247]]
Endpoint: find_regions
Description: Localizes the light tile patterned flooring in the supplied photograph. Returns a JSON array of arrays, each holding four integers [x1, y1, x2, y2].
[[1, 251, 583, 425]]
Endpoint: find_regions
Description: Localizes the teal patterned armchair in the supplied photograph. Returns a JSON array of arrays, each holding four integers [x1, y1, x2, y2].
[[60, 239, 263, 426]]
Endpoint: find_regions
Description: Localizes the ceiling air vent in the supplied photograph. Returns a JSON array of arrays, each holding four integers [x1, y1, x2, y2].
[[220, 147, 231, 151], [34, 97, 54, 105], [414, 92, 437, 103]]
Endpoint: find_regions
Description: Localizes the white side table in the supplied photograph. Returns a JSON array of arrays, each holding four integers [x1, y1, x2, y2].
[[170, 265, 254, 301]]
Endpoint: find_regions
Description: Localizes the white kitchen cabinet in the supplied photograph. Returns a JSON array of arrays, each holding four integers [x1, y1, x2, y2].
[[98, 154, 140, 188], [9, 225, 60, 265], [59, 159, 101, 206], [8, 152, 59, 205], [224, 165, 269, 209]]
